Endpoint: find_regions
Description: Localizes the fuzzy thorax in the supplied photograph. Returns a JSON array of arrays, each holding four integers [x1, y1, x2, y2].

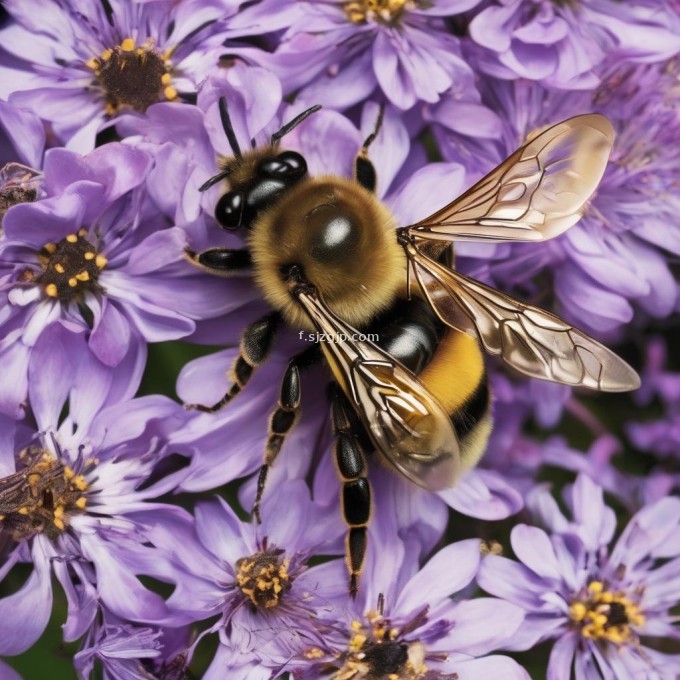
[[249, 176, 406, 332]]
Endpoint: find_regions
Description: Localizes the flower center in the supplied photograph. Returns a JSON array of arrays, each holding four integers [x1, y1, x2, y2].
[[35, 229, 107, 301], [0, 447, 90, 542], [336, 612, 429, 680], [0, 163, 42, 224], [87, 38, 177, 115], [235, 549, 291, 609], [569, 580, 645, 645], [344, 0, 416, 25]]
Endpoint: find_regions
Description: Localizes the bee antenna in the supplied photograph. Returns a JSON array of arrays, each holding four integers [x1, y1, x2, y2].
[[362, 103, 385, 152], [271, 104, 322, 145], [198, 167, 232, 193], [218, 96, 243, 161]]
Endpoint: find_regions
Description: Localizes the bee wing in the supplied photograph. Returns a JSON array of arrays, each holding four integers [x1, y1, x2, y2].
[[0, 468, 31, 513], [295, 289, 461, 491], [406, 244, 640, 392], [407, 114, 614, 243]]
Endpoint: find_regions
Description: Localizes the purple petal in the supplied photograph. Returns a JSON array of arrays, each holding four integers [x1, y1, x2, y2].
[[0, 99, 45, 167], [194, 496, 249, 566], [396, 539, 481, 613], [546, 631, 578, 680], [440, 468, 523, 520], [0, 539, 53, 654], [89, 298, 132, 367], [510, 525, 564, 583], [477, 555, 551, 612], [449, 655, 530, 680], [28, 323, 78, 428], [442, 598, 524, 656], [43, 144, 151, 201]]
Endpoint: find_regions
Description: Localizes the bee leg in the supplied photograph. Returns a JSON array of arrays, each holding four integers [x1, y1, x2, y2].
[[185, 311, 280, 412], [354, 104, 384, 193], [252, 345, 322, 522], [331, 388, 371, 597], [185, 247, 252, 277]]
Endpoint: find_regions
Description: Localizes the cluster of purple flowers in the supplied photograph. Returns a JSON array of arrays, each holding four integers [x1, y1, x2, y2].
[[0, 1, 679, 679]]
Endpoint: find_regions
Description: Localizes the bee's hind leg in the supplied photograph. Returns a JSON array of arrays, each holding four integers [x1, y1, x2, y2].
[[252, 345, 322, 522], [330, 386, 372, 597]]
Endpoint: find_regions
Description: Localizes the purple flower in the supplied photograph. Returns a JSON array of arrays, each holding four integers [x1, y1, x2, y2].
[[74, 612, 191, 680], [0, 353, 192, 656], [468, 0, 680, 89], [0, 142, 240, 418], [163, 480, 346, 677], [0, 0, 281, 150], [478, 474, 680, 678], [439, 62, 680, 337], [267, 0, 482, 110], [292, 537, 529, 679]]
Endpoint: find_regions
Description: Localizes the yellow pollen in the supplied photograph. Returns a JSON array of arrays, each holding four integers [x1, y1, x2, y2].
[[349, 633, 367, 652], [164, 85, 178, 100], [53, 505, 65, 518], [68, 278, 78, 287], [54, 263, 65, 273], [76, 271, 90, 282], [86, 58, 99, 70], [75, 497, 87, 509], [64, 466, 74, 479], [84, 251, 95, 260], [344, 0, 412, 24], [18, 507, 29, 515], [101, 48, 113, 61], [161, 73, 171, 85], [73, 475, 89, 491], [569, 602, 587, 621], [66, 234, 78, 243], [236, 553, 291, 608], [95, 254, 108, 269], [570, 581, 644, 646], [43, 242, 57, 254], [120, 38, 135, 52], [304, 647, 325, 660], [53, 517, 65, 531], [45, 284, 58, 297]]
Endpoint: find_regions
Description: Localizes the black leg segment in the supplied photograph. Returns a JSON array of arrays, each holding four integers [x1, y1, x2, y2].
[[185, 312, 280, 412], [252, 346, 321, 522], [331, 388, 372, 597], [185, 247, 252, 276], [354, 104, 384, 193]]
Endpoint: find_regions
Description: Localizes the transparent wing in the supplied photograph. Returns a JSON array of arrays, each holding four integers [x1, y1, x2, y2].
[[406, 114, 614, 243], [407, 245, 640, 392], [295, 289, 461, 490]]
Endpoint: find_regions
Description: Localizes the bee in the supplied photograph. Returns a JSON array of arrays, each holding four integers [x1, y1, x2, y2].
[[187, 99, 640, 594]]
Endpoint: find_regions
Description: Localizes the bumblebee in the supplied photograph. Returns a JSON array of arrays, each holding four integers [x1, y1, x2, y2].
[[187, 99, 640, 594]]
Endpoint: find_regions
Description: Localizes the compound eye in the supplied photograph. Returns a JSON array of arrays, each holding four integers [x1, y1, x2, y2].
[[258, 151, 307, 179], [277, 151, 307, 176], [215, 191, 244, 231]]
